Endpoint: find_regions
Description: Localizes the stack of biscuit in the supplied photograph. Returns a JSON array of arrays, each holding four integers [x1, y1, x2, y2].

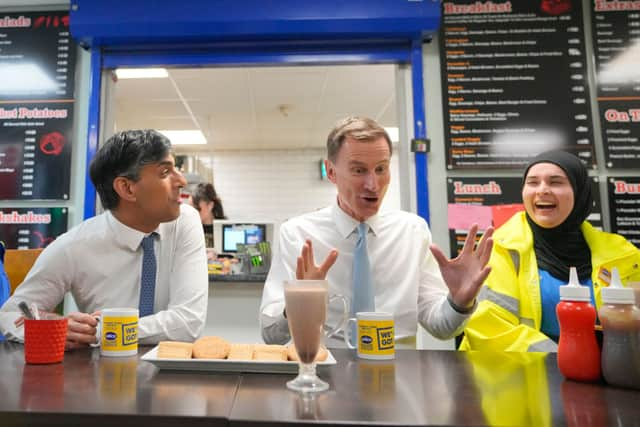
[[157, 341, 194, 359], [157, 336, 328, 362]]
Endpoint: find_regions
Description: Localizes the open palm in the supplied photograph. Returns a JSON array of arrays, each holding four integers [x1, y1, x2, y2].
[[296, 239, 338, 280], [430, 224, 494, 308]]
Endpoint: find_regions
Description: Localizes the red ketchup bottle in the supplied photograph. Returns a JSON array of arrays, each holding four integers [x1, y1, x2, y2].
[[556, 267, 601, 382]]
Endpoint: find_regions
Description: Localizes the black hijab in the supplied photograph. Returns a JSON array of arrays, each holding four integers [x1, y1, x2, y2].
[[523, 150, 593, 282]]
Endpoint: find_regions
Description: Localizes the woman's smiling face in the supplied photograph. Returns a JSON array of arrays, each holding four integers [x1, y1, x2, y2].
[[522, 162, 575, 229]]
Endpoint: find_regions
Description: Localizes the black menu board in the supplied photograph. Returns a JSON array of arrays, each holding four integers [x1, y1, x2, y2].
[[608, 177, 640, 248], [440, 0, 595, 169], [0, 207, 67, 249], [591, 2, 640, 168], [0, 11, 75, 200], [447, 176, 603, 257], [446, 177, 523, 257]]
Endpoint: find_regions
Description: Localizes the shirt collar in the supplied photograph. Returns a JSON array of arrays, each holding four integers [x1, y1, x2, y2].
[[106, 210, 162, 251], [330, 197, 381, 239]]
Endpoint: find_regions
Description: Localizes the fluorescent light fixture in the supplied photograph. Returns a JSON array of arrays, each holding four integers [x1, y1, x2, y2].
[[115, 68, 168, 79], [159, 130, 207, 145], [384, 127, 399, 143], [0, 63, 58, 94]]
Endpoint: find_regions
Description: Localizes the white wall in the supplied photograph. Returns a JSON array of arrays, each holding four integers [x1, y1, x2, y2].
[[204, 282, 264, 343], [210, 147, 401, 229]]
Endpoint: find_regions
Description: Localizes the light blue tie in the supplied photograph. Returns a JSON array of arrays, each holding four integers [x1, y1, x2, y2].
[[350, 223, 375, 345], [139, 233, 157, 317]]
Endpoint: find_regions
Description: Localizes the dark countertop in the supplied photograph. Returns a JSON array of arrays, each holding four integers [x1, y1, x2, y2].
[[1, 343, 639, 426], [208, 273, 267, 283]]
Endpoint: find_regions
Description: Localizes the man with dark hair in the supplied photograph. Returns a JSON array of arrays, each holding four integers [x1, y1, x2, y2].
[[261, 117, 493, 346], [0, 130, 208, 348]]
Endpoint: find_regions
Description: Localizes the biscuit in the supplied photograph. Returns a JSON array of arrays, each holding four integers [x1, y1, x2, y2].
[[253, 344, 287, 361], [227, 343, 254, 360], [192, 336, 231, 359], [286, 344, 328, 362], [157, 341, 194, 359]]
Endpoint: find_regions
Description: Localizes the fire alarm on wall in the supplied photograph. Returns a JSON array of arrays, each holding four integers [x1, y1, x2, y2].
[[411, 138, 430, 153]]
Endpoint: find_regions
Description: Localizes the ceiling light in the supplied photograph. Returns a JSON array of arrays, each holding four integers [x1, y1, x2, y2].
[[115, 68, 168, 79], [384, 127, 399, 143], [159, 130, 207, 145]]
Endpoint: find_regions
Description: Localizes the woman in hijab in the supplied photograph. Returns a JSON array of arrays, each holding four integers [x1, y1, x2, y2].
[[459, 150, 640, 352]]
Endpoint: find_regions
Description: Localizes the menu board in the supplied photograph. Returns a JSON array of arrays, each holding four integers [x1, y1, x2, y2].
[[608, 177, 640, 248], [0, 11, 75, 200], [591, 2, 640, 168], [440, 0, 595, 169], [0, 208, 67, 249], [447, 176, 602, 257]]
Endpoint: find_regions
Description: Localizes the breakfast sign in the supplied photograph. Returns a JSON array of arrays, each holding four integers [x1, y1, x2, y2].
[[0, 11, 75, 200], [439, 0, 595, 169]]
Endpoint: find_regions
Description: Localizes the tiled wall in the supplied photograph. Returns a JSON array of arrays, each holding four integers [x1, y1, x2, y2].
[[210, 147, 401, 228]]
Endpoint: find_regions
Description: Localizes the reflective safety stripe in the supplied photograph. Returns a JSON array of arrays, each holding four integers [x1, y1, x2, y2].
[[508, 249, 520, 273], [520, 317, 534, 328], [479, 287, 520, 318], [528, 338, 558, 353]]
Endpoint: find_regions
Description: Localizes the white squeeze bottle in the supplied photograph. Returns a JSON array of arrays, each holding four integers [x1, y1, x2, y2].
[[599, 267, 640, 390]]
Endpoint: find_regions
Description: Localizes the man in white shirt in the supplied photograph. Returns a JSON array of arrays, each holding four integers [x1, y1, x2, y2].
[[260, 117, 493, 345], [0, 130, 208, 348]]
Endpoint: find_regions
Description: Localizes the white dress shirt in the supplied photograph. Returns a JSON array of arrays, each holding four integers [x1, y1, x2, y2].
[[260, 200, 472, 345], [0, 203, 208, 344]]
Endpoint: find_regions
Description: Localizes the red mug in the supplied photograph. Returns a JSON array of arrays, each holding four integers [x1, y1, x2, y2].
[[24, 318, 68, 364]]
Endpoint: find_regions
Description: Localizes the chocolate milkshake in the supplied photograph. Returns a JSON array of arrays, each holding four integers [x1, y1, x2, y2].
[[285, 284, 327, 364]]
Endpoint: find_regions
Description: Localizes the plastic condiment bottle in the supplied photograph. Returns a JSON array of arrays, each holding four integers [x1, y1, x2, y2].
[[599, 267, 640, 389], [556, 267, 601, 382]]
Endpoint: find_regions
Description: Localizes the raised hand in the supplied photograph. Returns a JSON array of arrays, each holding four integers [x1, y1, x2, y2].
[[296, 239, 338, 280], [430, 224, 494, 309]]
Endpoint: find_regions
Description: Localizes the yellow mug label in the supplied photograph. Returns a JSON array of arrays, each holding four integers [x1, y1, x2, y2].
[[357, 319, 394, 356], [101, 316, 138, 351]]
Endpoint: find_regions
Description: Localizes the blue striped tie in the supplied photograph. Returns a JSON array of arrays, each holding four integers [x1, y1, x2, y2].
[[139, 233, 157, 317], [350, 223, 375, 344]]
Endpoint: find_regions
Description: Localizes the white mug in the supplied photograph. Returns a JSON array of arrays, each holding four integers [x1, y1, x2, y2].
[[95, 308, 139, 357], [344, 311, 395, 360]]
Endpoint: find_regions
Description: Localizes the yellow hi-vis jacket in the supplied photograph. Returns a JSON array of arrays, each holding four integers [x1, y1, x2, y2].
[[460, 212, 640, 352]]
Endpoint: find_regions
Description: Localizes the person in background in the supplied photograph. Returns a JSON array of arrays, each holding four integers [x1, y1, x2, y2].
[[0, 129, 208, 348], [260, 116, 494, 346], [191, 182, 226, 249], [460, 150, 640, 352]]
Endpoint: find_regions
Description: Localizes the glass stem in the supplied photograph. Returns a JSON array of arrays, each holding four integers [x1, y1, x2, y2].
[[298, 362, 317, 378]]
